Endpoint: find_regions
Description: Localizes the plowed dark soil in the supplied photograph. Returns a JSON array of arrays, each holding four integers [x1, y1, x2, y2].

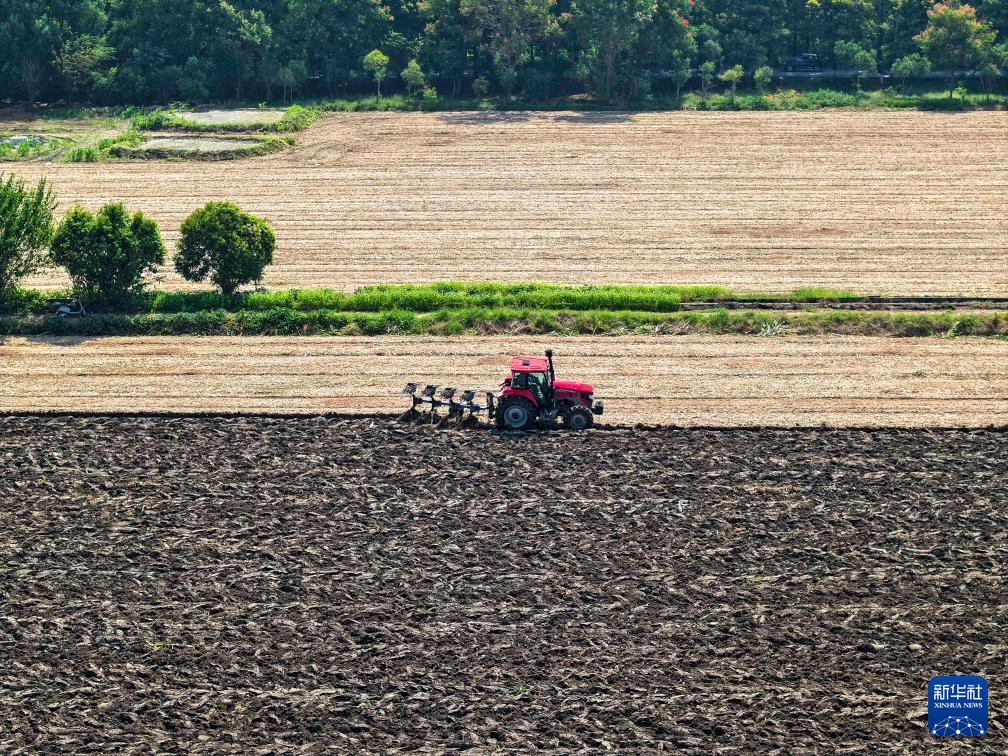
[[1, 415, 1005, 753]]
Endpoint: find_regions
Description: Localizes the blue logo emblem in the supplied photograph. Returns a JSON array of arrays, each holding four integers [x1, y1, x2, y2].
[[929, 676, 987, 736]]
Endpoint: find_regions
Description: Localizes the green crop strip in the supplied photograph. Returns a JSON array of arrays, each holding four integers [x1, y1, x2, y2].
[[4, 283, 1000, 337], [141, 283, 859, 315]]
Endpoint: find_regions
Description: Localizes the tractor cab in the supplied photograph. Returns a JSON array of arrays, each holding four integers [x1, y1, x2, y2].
[[505, 356, 552, 407]]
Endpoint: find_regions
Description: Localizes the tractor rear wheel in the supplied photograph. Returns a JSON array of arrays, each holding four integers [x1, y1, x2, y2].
[[496, 396, 536, 431], [563, 406, 594, 431]]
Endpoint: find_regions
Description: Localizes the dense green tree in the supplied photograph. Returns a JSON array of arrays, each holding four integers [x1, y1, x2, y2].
[[283, 0, 391, 98], [975, 0, 1008, 33], [363, 48, 390, 94], [472, 75, 491, 95], [50, 204, 164, 305], [890, 50, 932, 90], [0, 175, 56, 306], [0, 0, 106, 103], [916, 1, 997, 97], [806, 0, 878, 63], [55, 33, 114, 97], [418, 0, 474, 97], [671, 51, 693, 102], [719, 63, 744, 100], [0, 0, 1005, 104], [698, 60, 717, 100], [459, 0, 560, 98], [694, 0, 791, 70], [571, 0, 655, 103], [278, 59, 308, 101], [401, 59, 426, 95], [175, 203, 275, 296], [638, 0, 697, 94], [219, 2, 271, 101], [978, 40, 1008, 98], [834, 39, 878, 89], [754, 63, 773, 92]]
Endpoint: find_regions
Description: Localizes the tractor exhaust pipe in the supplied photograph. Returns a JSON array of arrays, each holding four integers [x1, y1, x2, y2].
[[545, 348, 556, 384]]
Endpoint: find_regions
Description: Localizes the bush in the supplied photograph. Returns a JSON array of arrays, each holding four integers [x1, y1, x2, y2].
[[472, 76, 490, 97], [175, 202, 275, 295], [0, 285, 53, 316], [50, 204, 166, 306], [271, 105, 319, 132], [794, 88, 861, 109], [0, 174, 57, 306], [891, 52, 932, 92], [67, 146, 99, 162], [401, 59, 425, 95], [132, 108, 174, 130]]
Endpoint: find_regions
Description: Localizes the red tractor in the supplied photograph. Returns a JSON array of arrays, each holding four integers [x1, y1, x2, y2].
[[404, 349, 604, 431], [495, 349, 603, 430]]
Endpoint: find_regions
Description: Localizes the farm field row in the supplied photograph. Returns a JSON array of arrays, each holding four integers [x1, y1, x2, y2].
[[2, 335, 1005, 425], [11, 110, 1008, 296]]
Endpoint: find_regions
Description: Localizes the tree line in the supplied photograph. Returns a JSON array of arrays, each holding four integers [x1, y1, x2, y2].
[[1, 0, 1007, 106]]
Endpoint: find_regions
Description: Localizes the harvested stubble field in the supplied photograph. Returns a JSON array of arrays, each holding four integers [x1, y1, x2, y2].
[[12, 110, 1008, 295], [1, 415, 1004, 751], [1, 335, 1006, 425]]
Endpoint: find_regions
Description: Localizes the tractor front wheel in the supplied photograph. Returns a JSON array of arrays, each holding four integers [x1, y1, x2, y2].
[[563, 406, 594, 431], [496, 396, 536, 431]]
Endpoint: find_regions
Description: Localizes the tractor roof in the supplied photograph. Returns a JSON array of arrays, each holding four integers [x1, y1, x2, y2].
[[511, 356, 549, 373]]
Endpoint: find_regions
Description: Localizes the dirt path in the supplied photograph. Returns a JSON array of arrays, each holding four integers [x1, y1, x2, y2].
[[1, 416, 1004, 751], [1, 335, 1005, 425], [10, 110, 1008, 295]]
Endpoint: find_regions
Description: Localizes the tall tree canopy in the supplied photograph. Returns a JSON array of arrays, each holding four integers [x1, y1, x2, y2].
[[0, 0, 1004, 104]]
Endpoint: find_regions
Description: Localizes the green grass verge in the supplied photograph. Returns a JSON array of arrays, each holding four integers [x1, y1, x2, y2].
[[2, 307, 1004, 338], [65, 130, 148, 162], [308, 84, 1005, 113], [109, 135, 293, 160], [144, 283, 858, 315], [0, 136, 75, 161], [4, 283, 998, 337], [133, 105, 321, 133], [0, 283, 866, 318], [678, 87, 1005, 112]]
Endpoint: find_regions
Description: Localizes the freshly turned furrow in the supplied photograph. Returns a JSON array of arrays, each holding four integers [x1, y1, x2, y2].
[[11, 110, 1008, 295], [1, 335, 1005, 425], [1, 416, 1005, 750]]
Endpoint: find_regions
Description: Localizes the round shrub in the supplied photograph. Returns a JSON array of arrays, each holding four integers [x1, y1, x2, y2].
[[50, 203, 165, 306], [175, 202, 275, 296]]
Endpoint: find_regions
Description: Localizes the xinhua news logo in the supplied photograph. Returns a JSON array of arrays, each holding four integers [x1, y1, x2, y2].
[[929, 676, 987, 737]]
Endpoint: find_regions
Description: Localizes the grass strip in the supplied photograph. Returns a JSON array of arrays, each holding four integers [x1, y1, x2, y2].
[[2, 308, 1004, 338], [143, 283, 859, 315], [109, 135, 293, 161], [132, 105, 321, 133], [0, 283, 897, 318], [310, 88, 1005, 113]]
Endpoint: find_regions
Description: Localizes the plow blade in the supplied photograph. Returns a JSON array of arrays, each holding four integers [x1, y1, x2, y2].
[[402, 384, 496, 425]]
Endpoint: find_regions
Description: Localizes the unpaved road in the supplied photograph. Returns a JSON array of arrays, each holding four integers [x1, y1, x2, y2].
[[1, 335, 1006, 425], [1, 415, 1004, 751], [12, 110, 1008, 295]]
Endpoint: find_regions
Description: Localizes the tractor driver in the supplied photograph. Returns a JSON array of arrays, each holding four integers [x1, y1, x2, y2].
[[526, 371, 549, 408]]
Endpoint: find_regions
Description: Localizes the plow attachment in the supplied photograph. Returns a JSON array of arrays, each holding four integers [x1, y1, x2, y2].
[[402, 383, 496, 425]]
